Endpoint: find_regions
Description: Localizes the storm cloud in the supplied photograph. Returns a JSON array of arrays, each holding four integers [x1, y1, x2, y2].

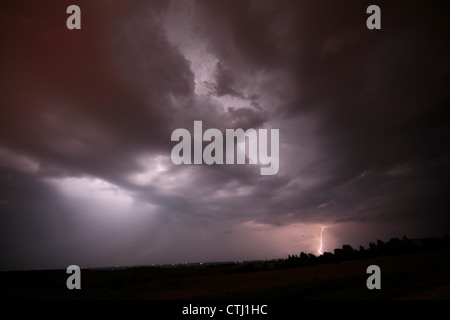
[[0, 0, 449, 270]]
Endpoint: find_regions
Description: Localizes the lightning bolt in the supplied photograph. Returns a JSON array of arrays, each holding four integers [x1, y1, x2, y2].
[[318, 227, 325, 255]]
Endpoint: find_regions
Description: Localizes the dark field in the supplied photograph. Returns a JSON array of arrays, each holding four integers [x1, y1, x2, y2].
[[1, 247, 450, 300]]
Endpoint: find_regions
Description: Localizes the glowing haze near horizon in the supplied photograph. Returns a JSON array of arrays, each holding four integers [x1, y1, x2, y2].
[[0, 0, 449, 270]]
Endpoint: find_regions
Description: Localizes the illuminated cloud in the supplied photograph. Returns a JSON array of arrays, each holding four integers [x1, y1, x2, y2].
[[0, 148, 40, 174], [0, 0, 449, 270]]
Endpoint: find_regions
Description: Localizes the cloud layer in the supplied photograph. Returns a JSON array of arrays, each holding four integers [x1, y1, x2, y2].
[[1, 0, 449, 270]]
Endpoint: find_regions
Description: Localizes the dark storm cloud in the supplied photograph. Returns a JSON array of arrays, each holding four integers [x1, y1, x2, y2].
[[1, 0, 449, 270], [212, 62, 238, 97], [188, 0, 450, 226], [0, 0, 195, 179]]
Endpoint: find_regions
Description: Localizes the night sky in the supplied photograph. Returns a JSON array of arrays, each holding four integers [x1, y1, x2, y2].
[[1, 0, 449, 271]]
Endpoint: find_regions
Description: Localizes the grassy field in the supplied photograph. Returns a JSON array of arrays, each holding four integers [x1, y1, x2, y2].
[[1, 248, 450, 300]]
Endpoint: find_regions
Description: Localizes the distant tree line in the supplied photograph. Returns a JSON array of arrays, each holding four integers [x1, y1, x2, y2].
[[283, 235, 450, 268]]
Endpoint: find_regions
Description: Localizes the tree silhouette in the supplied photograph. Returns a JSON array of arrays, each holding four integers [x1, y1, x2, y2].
[[282, 235, 450, 270]]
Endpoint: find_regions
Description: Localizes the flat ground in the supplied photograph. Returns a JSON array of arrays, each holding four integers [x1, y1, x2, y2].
[[1, 248, 450, 299]]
